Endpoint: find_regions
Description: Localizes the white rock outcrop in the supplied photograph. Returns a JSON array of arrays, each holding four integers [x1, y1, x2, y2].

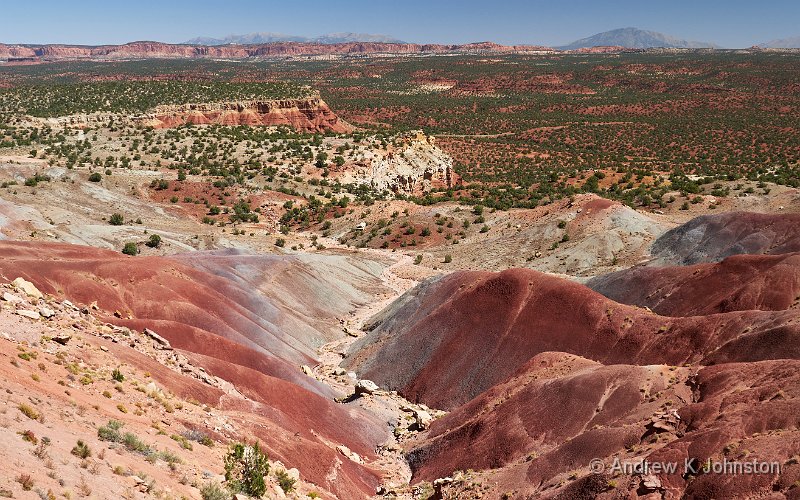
[[344, 132, 457, 195]]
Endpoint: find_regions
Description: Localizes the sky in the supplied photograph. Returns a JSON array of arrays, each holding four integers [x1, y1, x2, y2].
[[1, 0, 798, 48]]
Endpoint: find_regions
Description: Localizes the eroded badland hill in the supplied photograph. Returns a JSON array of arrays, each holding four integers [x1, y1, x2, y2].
[[1, 51, 800, 499]]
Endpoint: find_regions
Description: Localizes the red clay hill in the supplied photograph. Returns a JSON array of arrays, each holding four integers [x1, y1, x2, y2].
[[0, 241, 392, 497], [5, 210, 800, 498], [0, 242, 380, 371], [344, 211, 800, 498], [588, 251, 800, 316], [404, 353, 800, 498], [345, 267, 800, 410]]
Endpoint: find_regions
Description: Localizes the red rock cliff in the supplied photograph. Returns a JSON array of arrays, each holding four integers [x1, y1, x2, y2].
[[137, 97, 352, 133], [22, 97, 353, 134], [0, 41, 555, 61]]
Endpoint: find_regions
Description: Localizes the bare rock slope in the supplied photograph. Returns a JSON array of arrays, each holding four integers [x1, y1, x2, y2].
[[24, 96, 351, 134], [0, 241, 395, 497], [649, 211, 800, 266], [336, 132, 458, 195]]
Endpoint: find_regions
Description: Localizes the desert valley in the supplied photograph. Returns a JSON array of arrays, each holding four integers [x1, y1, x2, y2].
[[1, 20, 800, 500]]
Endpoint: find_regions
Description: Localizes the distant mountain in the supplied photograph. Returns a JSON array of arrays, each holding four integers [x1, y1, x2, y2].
[[558, 27, 720, 50], [759, 36, 800, 48], [312, 32, 405, 44], [183, 32, 405, 45]]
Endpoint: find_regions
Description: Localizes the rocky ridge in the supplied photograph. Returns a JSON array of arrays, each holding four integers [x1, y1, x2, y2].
[[20, 96, 352, 134], [0, 41, 555, 62]]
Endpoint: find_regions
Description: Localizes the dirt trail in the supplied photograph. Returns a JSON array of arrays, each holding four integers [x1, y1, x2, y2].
[[311, 250, 428, 497], [316, 249, 416, 369]]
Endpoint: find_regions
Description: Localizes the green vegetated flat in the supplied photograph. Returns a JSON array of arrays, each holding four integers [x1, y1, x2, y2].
[[0, 52, 799, 209], [316, 52, 800, 207], [0, 79, 311, 118]]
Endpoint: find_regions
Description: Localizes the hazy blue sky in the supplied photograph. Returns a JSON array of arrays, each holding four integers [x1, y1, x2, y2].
[[2, 0, 798, 47]]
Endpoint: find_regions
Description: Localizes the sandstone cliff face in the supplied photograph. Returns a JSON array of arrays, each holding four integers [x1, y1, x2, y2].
[[20, 97, 352, 134], [0, 43, 37, 58], [138, 97, 352, 133], [340, 132, 459, 195], [0, 41, 555, 61]]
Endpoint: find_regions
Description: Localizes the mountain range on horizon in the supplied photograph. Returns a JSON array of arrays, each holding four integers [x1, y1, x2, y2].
[[558, 27, 721, 50], [182, 27, 800, 50], [759, 35, 800, 48], [2, 27, 798, 52], [183, 31, 406, 45]]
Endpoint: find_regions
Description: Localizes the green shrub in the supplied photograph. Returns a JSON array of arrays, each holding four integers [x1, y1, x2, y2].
[[97, 420, 124, 442], [170, 434, 193, 450], [158, 449, 182, 465], [111, 367, 124, 382], [88, 172, 102, 182], [71, 440, 91, 459], [146, 234, 161, 248], [24, 173, 50, 187], [18, 351, 37, 361], [122, 242, 138, 256], [276, 469, 296, 494], [122, 432, 151, 454], [109, 213, 124, 226], [182, 429, 214, 447], [224, 442, 269, 497]]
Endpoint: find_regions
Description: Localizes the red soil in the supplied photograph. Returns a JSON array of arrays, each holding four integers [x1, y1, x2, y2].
[[102, 330, 386, 498], [348, 209, 800, 497], [0, 241, 317, 367], [408, 354, 800, 498], [644, 360, 800, 499], [407, 353, 690, 481], [347, 268, 800, 410], [181, 353, 386, 498], [588, 252, 800, 316], [0, 240, 390, 497]]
